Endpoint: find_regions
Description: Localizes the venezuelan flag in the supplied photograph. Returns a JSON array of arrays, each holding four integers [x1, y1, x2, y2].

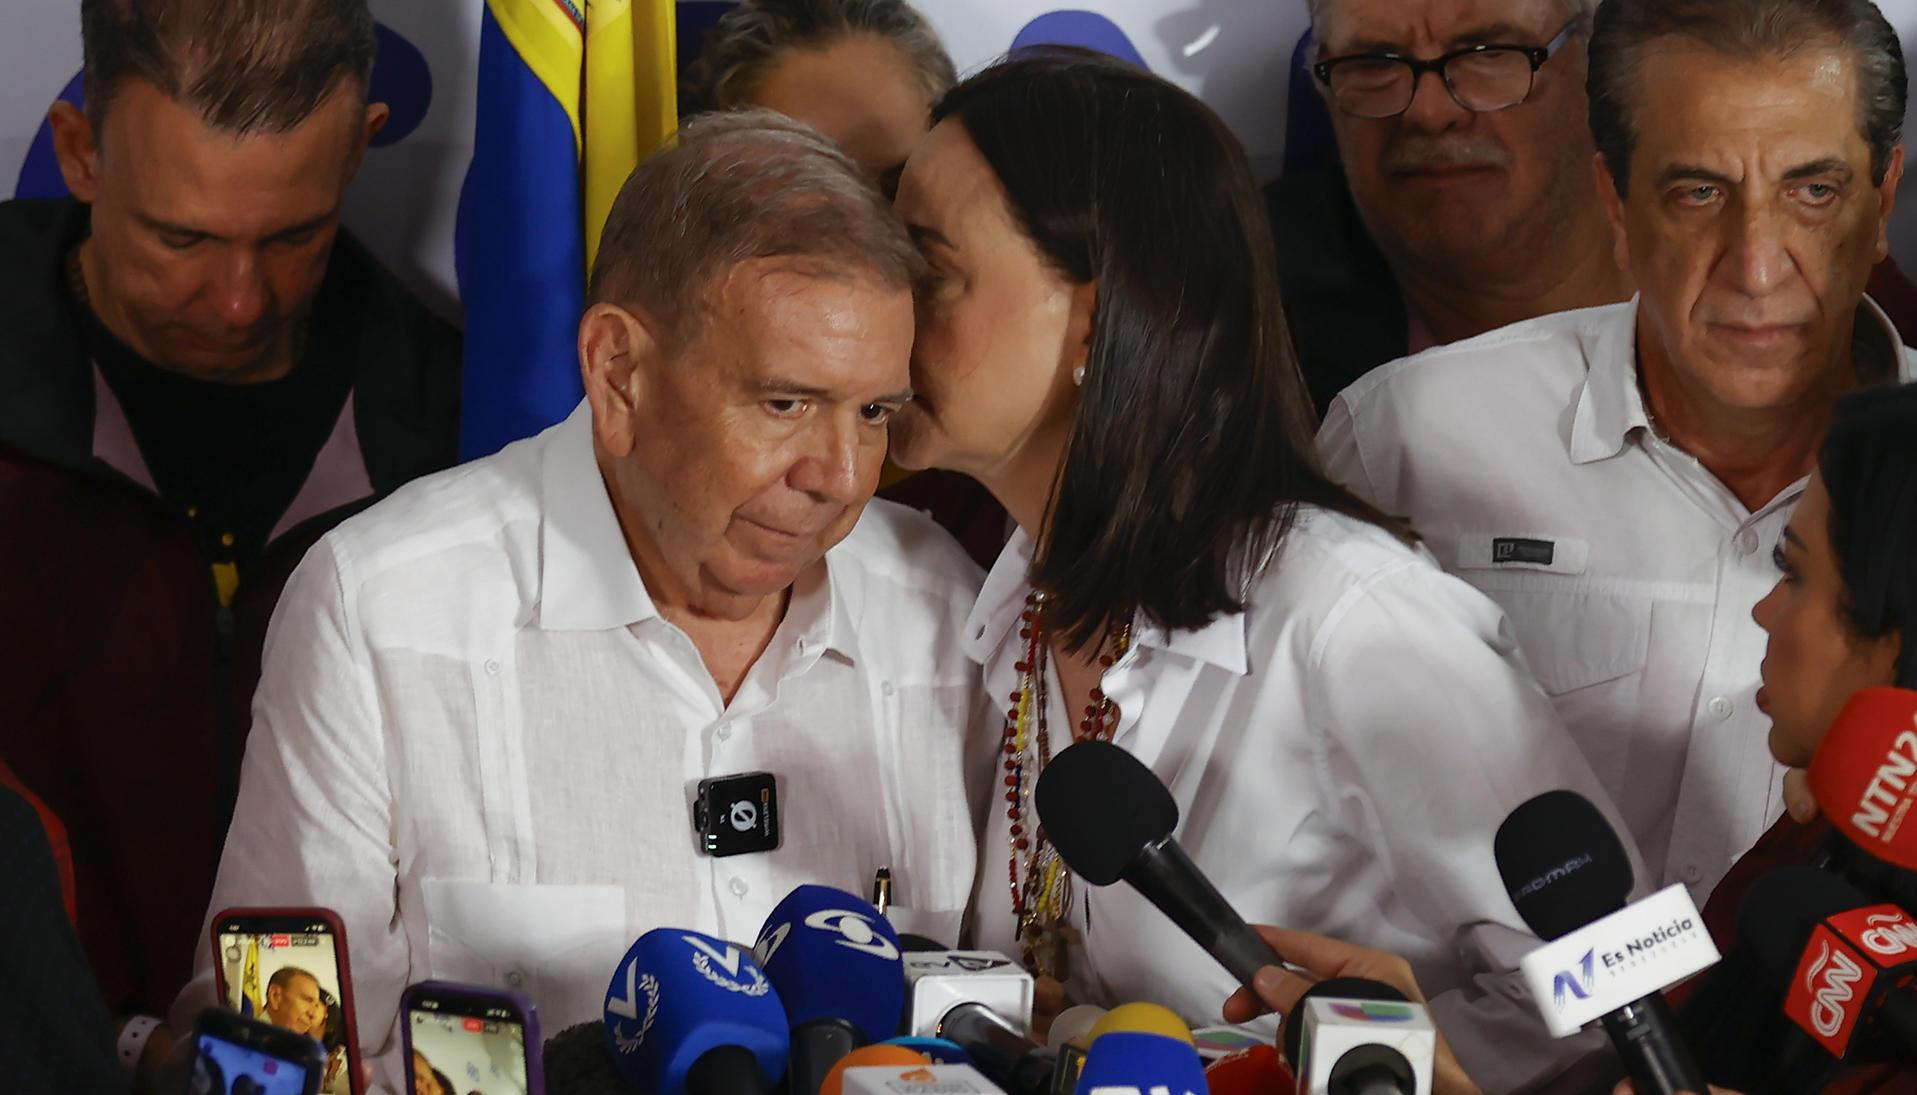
[[240, 936, 263, 1018], [455, 0, 678, 459]]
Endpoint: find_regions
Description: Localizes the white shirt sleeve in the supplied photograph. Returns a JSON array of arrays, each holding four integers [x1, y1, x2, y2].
[[1315, 392, 1381, 502], [1303, 557, 1642, 1092], [175, 534, 413, 1090]]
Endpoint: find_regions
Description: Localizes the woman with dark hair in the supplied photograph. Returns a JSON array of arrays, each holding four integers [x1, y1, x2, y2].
[[890, 48, 1635, 1093], [1665, 384, 1917, 1095]]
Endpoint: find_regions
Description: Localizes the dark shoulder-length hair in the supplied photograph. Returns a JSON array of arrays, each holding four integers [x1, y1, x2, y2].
[[1822, 382, 1917, 688], [932, 47, 1410, 649]]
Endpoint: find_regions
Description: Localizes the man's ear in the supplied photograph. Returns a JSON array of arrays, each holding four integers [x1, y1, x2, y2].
[[579, 302, 664, 459], [48, 100, 101, 203], [343, 102, 390, 186], [1595, 151, 1633, 277], [1875, 145, 1905, 263]]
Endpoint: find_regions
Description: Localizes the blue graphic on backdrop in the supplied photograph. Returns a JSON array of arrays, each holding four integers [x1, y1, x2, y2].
[[12, 22, 432, 200], [1011, 10, 1149, 70]]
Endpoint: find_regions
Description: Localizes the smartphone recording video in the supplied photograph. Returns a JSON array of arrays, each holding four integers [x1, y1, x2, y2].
[[215, 915, 353, 1094], [403, 982, 541, 1095], [189, 1010, 323, 1095]]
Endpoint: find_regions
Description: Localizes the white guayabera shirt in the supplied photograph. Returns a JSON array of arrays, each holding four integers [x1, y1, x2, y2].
[[1319, 298, 1917, 907], [174, 402, 992, 1091], [965, 513, 1643, 1093]]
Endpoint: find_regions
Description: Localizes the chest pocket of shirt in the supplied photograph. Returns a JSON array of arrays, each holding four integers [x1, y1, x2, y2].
[[420, 879, 626, 1032], [1459, 575, 1653, 796]]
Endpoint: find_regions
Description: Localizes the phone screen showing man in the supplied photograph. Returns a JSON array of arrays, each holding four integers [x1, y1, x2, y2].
[[406, 999, 531, 1095], [217, 918, 351, 1094]]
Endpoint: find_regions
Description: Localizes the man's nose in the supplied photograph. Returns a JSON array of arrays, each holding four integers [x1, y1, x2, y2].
[[211, 248, 270, 329], [1719, 201, 1797, 297], [1399, 67, 1473, 131], [790, 415, 869, 505]]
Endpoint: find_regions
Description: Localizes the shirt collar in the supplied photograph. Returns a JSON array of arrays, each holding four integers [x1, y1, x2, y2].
[[1569, 294, 1915, 466], [959, 525, 1250, 675], [537, 400, 859, 661], [537, 401, 661, 631]]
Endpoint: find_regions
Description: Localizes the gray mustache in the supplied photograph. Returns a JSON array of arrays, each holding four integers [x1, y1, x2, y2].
[[1383, 137, 1514, 173]]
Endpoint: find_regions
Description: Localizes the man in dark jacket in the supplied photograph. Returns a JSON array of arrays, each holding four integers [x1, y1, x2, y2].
[[0, 0, 460, 1037]]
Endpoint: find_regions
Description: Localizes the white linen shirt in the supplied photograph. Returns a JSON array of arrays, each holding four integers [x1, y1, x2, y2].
[[964, 510, 1642, 1094], [177, 403, 990, 1091], [1318, 299, 1917, 905]]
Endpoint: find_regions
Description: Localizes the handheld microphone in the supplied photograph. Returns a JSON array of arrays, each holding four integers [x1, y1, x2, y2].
[[901, 949, 1035, 1039], [753, 884, 907, 1095], [1277, 978, 1433, 1095], [821, 1045, 931, 1095], [1071, 1031, 1208, 1095], [1204, 1042, 1294, 1095], [1740, 865, 1917, 1062], [602, 928, 788, 1095], [935, 1002, 1061, 1095], [840, 1064, 1010, 1094], [1811, 688, 1917, 873], [1045, 1005, 1108, 1049], [1495, 790, 1717, 1095], [1085, 1003, 1194, 1047], [883, 1036, 973, 1066], [1035, 740, 1284, 988]]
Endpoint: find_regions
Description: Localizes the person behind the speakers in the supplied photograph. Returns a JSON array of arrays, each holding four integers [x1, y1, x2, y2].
[[174, 111, 989, 1089], [260, 967, 324, 1038], [889, 47, 1638, 1094]]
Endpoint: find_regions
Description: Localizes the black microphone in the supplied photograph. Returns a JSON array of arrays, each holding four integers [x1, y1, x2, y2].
[[1034, 740, 1283, 988], [1494, 790, 1711, 1095]]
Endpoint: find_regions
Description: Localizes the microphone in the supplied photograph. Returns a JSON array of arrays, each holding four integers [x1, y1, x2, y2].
[[1495, 790, 1718, 1095], [1044, 1005, 1107, 1049], [1070, 1032, 1208, 1095], [1204, 1042, 1294, 1095], [1278, 978, 1433, 1095], [1810, 688, 1917, 873], [901, 949, 1035, 1039], [1084, 1002, 1195, 1047], [752, 884, 907, 1095], [821, 1044, 931, 1095], [882, 1036, 973, 1066], [1740, 865, 1917, 1062], [935, 1001, 1061, 1095], [1034, 740, 1284, 987], [601, 928, 788, 1095], [839, 1063, 1010, 1094]]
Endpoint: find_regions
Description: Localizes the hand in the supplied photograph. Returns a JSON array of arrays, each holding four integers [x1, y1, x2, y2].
[[1784, 767, 1819, 822], [1031, 975, 1068, 1043], [1221, 926, 1481, 1095]]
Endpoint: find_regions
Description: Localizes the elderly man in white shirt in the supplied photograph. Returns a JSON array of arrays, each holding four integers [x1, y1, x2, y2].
[[173, 111, 989, 1088], [1320, 0, 1917, 911]]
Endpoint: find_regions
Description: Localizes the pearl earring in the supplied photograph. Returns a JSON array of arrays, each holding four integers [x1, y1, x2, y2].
[[1072, 364, 1087, 387]]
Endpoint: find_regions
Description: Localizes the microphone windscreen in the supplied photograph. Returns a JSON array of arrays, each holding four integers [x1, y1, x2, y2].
[[1203, 1043, 1292, 1095], [1736, 865, 1871, 978], [820, 1045, 931, 1095], [1085, 1002, 1193, 1046], [603, 928, 788, 1095], [1278, 977, 1406, 1069], [1045, 1006, 1107, 1049], [1035, 741, 1179, 886], [1810, 688, 1917, 871], [881, 1037, 971, 1066], [1072, 1031, 1207, 1095], [753, 884, 907, 1041], [1494, 789, 1635, 939]]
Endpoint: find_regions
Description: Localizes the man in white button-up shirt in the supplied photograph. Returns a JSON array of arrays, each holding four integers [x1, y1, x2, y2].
[[1321, 0, 1916, 912], [174, 112, 990, 1089]]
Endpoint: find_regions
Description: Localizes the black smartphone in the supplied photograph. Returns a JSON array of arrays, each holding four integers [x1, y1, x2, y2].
[[401, 980, 545, 1095], [210, 907, 363, 1095], [187, 1007, 325, 1095]]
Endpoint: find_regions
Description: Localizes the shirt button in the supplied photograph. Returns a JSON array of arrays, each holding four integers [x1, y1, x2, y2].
[[503, 968, 526, 989], [716, 724, 732, 742], [729, 877, 748, 898], [484, 659, 501, 676], [797, 639, 811, 655], [1708, 696, 1734, 720], [1734, 530, 1759, 556], [882, 682, 896, 697], [1681, 863, 1704, 884]]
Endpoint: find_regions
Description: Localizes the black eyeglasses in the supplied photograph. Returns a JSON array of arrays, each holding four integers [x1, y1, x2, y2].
[[1312, 18, 1583, 119]]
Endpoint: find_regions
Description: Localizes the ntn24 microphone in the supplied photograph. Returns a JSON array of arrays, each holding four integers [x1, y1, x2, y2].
[[1812, 688, 1917, 873]]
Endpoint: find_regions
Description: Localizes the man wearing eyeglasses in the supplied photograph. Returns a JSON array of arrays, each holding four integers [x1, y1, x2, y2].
[[1272, 0, 1633, 413]]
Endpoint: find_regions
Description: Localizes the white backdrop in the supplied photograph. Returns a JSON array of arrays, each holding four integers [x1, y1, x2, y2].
[[8, 0, 1917, 317]]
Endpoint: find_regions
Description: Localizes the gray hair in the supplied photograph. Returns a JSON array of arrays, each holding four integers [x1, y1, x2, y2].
[[682, 0, 957, 114], [81, 0, 376, 133], [589, 109, 925, 350], [1588, 0, 1907, 195], [1305, 0, 1601, 57]]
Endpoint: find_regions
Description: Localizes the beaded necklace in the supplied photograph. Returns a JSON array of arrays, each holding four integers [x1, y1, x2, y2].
[[1002, 590, 1132, 978]]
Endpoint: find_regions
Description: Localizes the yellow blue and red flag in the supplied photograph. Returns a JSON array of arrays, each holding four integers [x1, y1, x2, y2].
[[455, 0, 678, 458]]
